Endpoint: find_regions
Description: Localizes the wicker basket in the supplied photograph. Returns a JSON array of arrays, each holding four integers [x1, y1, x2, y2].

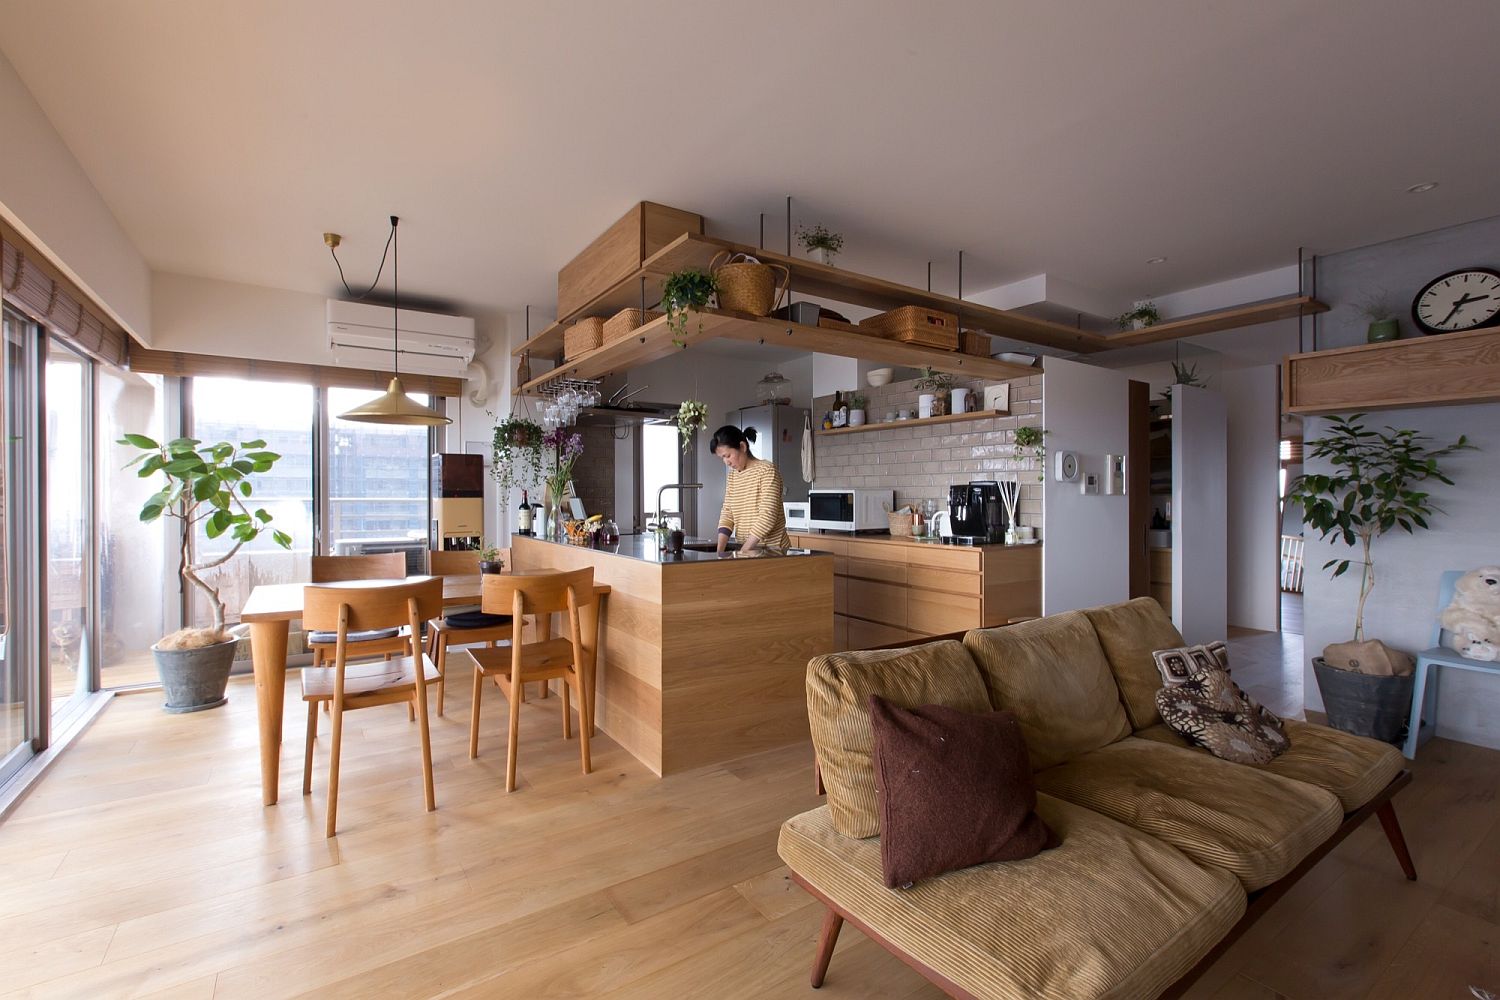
[[860, 306, 960, 350], [603, 307, 663, 344], [887, 507, 914, 536], [711, 252, 788, 316], [961, 330, 991, 357], [564, 317, 604, 359]]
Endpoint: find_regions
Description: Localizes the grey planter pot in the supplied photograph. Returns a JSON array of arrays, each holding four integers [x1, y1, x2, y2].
[[1311, 656, 1414, 745], [152, 637, 238, 713]]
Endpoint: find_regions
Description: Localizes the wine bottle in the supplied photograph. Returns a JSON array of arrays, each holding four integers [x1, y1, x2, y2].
[[518, 490, 534, 536]]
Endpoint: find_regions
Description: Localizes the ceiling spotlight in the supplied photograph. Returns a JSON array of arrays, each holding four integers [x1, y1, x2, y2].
[[1406, 182, 1438, 194], [1146, 256, 1167, 264]]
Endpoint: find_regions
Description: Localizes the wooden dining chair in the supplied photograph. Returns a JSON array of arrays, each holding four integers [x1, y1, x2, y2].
[[465, 568, 597, 792], [307, 552, 410, 667], [424, 548, 535, 716], [301, 576, 444, 838]]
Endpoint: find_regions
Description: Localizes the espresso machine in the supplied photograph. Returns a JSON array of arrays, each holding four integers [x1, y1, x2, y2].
[[947, 480, 1008, 545]]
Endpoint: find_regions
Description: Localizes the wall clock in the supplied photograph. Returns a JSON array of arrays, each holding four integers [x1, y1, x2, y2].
[[1411, 267, 1500, 334]]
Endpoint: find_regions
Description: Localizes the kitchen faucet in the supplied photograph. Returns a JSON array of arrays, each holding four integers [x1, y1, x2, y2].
[[653, 483, 703, 531]]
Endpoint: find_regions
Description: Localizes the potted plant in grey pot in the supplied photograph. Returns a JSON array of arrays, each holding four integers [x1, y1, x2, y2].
[[1357, 293, 1402, 343], [1287, 415, 1473, 742], [121, 433, 293, 713]]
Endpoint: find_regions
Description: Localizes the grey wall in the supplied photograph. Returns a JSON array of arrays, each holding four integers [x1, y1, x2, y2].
[[1302, 216, 1500, 749]]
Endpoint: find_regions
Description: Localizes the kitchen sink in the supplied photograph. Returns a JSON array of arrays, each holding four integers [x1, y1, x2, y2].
[[681, 541, 740, 553]]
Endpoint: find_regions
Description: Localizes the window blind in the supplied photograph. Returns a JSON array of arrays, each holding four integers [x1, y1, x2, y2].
[[0, 223, 128, 366]]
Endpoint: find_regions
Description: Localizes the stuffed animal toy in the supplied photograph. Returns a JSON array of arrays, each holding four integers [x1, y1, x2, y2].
[[1440, 566, 1500, 662]]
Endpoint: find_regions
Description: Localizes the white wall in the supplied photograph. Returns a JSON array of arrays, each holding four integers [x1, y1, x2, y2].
[[1220, 366, 1281, 632], [0, 49, 151, 340], [152, 271, 329, 361], [444, 312, 521, 547], [1039, 357, 1131, 614], [1172, 385, 1228, 644]]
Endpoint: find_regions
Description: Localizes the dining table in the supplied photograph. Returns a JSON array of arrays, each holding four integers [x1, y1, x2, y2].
[[239, 573, 609, 806]]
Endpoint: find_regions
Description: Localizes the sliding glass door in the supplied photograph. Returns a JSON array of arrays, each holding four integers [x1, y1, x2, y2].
[[45, 339, 92, 721], [0, 308, 38, 784]]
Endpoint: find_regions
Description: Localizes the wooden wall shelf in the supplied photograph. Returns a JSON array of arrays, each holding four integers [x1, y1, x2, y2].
[[1107, 295, 1329, 348], [817, 409, 1009, 436], [1283, 327, 1500, 415], [519, 309, 1041, 395]]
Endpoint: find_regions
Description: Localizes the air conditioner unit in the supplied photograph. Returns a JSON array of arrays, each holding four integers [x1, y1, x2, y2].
[[327, 300, 475, 379]]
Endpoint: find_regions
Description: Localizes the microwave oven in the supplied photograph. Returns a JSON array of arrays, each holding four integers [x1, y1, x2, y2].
[[807, 488, 894, 534], [783, 500, 811, 532]]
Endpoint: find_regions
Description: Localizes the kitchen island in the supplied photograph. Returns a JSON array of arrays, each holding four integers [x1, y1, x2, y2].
[[511, 534, 834, 776]]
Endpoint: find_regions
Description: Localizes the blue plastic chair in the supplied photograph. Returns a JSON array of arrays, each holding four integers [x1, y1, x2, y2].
[[1403, 570, 1500, 759]]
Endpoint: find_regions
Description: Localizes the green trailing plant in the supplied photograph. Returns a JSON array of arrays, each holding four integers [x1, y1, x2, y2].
[[676, 399, 708, 452], [1013, 425, 1046, 482], [1117, 301, 1162, 330], [660, 269, 718, 348], [1287, 414, 1474, 642], [491, 415, 544, 494], [120, 434, 293, 637], [795, 223, 845, 257], [913, 367, 955, 394]]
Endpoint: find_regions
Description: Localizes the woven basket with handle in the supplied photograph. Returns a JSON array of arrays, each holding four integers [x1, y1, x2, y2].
[[887, 507, 914, 536], [711, 252, 789, 317]]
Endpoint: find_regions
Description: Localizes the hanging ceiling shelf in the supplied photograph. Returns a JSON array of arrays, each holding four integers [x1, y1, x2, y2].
[[1283, 327, 1500, 414], [517, 309, 1041, 396], [1105, 295, 1329, 348]]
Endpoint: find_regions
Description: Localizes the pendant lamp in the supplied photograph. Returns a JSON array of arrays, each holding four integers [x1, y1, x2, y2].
[[338, 216, 451, 426]]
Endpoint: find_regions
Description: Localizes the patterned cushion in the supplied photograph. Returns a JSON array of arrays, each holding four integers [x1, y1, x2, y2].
[[1034, 737, 1343, 890], [778, 799, 1246, 1000], [1150, 641, 1230, 687], [962, 613, 1132, 771], [1155, 663, 1289, 765], [806, 641, 991, 839], [1082, 598, 1186, 730], [1134, 720, 1405, 812]]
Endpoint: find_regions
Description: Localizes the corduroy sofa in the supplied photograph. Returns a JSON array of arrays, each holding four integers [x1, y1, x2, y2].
[[777, 598, 1413, 1000]]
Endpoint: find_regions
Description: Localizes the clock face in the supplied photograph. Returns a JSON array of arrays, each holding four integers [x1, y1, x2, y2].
[[1412, 268, 1500, 334]]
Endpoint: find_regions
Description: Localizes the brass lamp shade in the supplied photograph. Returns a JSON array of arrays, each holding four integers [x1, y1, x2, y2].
[[338, 377, 451, 426]]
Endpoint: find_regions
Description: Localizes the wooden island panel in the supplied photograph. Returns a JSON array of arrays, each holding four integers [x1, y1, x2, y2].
[[512, 536, 833, 776]]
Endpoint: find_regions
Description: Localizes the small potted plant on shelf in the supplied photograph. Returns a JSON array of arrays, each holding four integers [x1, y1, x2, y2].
[[796, 224, 845, 266], [848, 393, 868, 427], [1160, 360, 1207, 398], [120, 433, 293, 713], [913, 367, 955, 418], [1013, 424, 1046, 482], [1356, 293, 1402, 343], [677, 398, 708, 451], [1288, 414, 1473, 743], [491, 414, 544, 495], [660, 269, 718, 348], [477, 541, 505, 575], [1117, 301, 1162, 330]]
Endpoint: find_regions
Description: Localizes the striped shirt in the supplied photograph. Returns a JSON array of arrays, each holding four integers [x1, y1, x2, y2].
[[718, 458, 790, 549]]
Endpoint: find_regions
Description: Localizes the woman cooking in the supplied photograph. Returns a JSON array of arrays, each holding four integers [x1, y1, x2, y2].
[[710, 425, 790, 555]]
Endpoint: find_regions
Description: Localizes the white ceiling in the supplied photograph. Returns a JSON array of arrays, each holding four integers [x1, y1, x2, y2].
[[2, 0, 1497, 322]]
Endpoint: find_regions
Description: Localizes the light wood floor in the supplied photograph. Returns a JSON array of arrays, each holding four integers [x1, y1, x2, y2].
[[1, 652, 1497, 998]]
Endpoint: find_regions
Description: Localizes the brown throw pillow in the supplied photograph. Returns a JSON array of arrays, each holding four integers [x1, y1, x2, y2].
[[1155, 659, 1290, 765], [869, 695, 1053, 888]]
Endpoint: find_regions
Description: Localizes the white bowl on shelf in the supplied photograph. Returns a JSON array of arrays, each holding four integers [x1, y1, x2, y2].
[[996, 352, 1038, 367], [866, 367, 894, 387]]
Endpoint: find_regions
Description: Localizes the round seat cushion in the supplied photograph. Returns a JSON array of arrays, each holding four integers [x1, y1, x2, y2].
[[444, 611, 511, 630]]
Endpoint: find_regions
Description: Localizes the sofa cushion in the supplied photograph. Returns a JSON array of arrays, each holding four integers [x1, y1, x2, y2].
[[963, 614, 1132, 770], [1034, 737, 1342, 890], [1081, 598, 1186, 730], [1155, 663, 1289, 765], [778, 798, 1246, 1000], [807, 640, 991, 838], [870, 696, 1051, 888], [1134, 719, 1405, 813]]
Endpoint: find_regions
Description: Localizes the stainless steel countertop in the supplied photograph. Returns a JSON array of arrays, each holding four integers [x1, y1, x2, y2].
[[516, 534, 831, 565]]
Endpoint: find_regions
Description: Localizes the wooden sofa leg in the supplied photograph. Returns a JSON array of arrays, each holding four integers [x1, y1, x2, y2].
[[1376, 800, 1418, 881], [811, 906, 844, 988]]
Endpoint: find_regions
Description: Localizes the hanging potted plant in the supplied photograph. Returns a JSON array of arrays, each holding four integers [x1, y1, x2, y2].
[[491, 413, 544, 495], [1117, 301, 1162, 330], [796, 224, 845, 266], [660, 269, 718, 348], [677, 399, 708, 451], [1013, 424, 1046, 482], [120, 433, 293, 713], [1288, 415, 1473, 742], [913, 367, 954, 419]]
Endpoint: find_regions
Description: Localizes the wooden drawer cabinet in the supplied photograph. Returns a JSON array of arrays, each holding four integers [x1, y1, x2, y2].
[[794, 533, 1041, 652]]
